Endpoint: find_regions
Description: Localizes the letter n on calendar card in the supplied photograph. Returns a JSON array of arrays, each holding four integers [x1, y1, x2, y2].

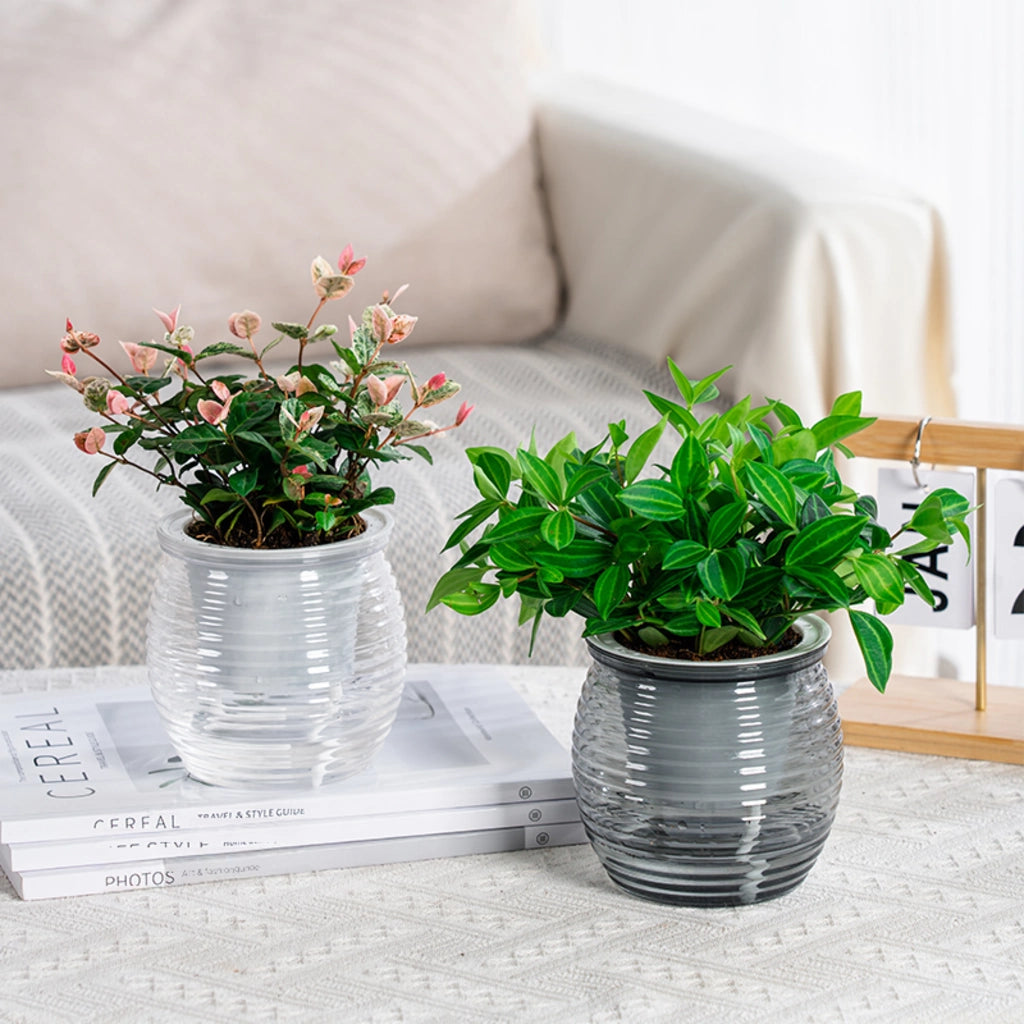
[[874, 467, 975, 629]]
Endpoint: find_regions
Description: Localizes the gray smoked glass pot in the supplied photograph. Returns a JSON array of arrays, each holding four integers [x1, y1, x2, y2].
[[572, 615, 843, 906]]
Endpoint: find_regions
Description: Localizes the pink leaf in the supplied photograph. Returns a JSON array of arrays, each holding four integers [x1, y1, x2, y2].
[[120, 342, 157, 374], [388, 314, 417, 343], [74, 426, 106, 454], [370, 305, 393, 345], [228, 310, 261, 339], [153, 305, 180, 334], [366, 374, 387, 406], [197, 399, 224, 425], [384, 375, 406, 403], [106, 390, 131, 416]]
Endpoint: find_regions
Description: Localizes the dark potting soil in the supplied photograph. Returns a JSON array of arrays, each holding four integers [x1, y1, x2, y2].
[[184, 517, 366, 549], [617, 627, 803, 662]]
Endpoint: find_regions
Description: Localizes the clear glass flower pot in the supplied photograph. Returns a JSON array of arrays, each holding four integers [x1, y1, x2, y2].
[[572, 616, 843, 906], [146, 507, 406, 789]]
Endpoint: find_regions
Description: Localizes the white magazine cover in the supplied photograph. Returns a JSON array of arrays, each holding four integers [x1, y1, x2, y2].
[[2, 796, 582, 870], [8, 822, 588, 901], [0, 665, 575, 844]]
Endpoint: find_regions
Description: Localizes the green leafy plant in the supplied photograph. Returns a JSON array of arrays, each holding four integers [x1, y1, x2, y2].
[[50, 249, 472, 548], [429, 362, 969, 691]]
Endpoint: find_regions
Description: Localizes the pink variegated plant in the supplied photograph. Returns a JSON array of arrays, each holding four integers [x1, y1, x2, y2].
[[50, 252, 473, 548]]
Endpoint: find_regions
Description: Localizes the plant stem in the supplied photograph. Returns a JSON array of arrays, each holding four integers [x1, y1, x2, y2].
[[84, 349, 181, 436], [298, 298, 329, 372]]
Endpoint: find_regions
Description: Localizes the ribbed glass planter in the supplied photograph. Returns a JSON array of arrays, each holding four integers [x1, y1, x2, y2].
[[572, 616, 843, 906], [146, 507, 406, 789]]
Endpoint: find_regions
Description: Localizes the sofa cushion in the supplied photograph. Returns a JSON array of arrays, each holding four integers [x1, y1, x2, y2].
[[0, 332, 677, 672], [0, 0, 561, 389]]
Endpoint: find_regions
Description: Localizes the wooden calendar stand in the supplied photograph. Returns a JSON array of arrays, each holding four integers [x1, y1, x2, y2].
[[838, 415, 1024, 764]]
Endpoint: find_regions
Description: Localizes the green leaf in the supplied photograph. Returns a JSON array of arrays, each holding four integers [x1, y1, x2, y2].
[[707, 501, 746, 549], [645, 391, 700, 433], [440, 585, 501, 616], [402, 443, 433, 464], [565, 463, 609, 501], [811, 413, 877, 449], [193, 342, 251, 361], [785, 515, 867, 567], [112, 424, 143, 456], [260, 335, 285, 360], [662, 539, 708, 570], [851, 553, 906, 606], [229, 467, 258, 497], [518, 449, 563, 504], [747, 424, 773, 463], [442, 499, 501, 551], [829, 390, 863, 417], [745, 461, 798, 527], [271, 321, 309, 340], [691, 365, 732, 405], [666, 356, 695, 405], [772, 428, 817, 465], [541, 509, 576, 550], [574, 475, 624, 526], [670, 433, 710, 494], [898, 558, 937, 606], [931, 486, 971, 519], [782, 459, 831, 493], [701, 626, 742, 653], [624, 415, 667, 483], [125, 374, 173, 395], [91, 461, 116, 496], [315, 509, 337, 533], [490, 543, 539, 572], [484, 507, 550, 544], [785, 565, 852, 607], [533, 540, 613, 577], [199, 487, 240, 506], [799, 493, 833, 527], [426, 566, 486, 611], [474, 451, 513, 499], [593, 564, 629, 619], [546, 588, 583, 618], [236, 430, 284, 458], [768, 398, 803, 430], [849, 609, 894, 692], [619, 480, 685, 521], [278, 397, 303, 439], [720, 604, 766, 639], [695, 599, 722, 628], [332, 345, 362, 375], [697, 549, 745, 601]]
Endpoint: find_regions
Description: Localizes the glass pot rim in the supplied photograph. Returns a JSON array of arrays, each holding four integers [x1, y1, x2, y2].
[[155, 505, 394, 567], [584, 614, 831, 682]]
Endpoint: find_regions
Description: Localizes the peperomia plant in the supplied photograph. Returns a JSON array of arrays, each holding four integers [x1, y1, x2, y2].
[[429, 362, 969, 691], [50, 249, 472, 548]]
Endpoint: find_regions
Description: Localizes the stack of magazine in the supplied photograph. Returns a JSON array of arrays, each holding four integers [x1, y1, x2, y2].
[[0, 664, 585, 900]]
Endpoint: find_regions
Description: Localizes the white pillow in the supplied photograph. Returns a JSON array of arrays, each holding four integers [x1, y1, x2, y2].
[[0, 0, 561, 388]]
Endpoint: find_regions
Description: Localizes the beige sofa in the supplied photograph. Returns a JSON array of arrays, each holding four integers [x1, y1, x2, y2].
[[0, 1, 953, 674]]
